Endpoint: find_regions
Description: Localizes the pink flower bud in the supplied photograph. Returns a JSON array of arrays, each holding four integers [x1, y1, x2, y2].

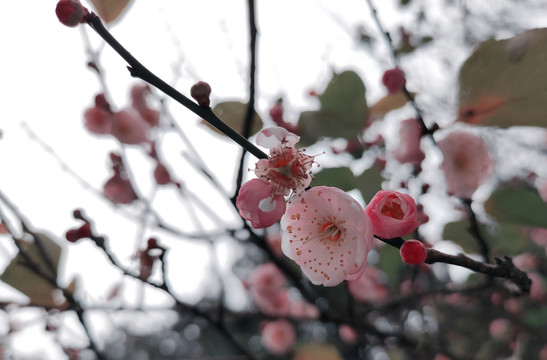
[[55, 0, 84, 27], [236, 179, 286, 229], [382, 68, 406, 94], [190, 81, 212, 107], [399, 239, 427, 265], [365, 190, 420, 239]]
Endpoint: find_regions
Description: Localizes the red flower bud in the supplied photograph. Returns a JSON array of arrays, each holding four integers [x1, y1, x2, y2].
[[400, 239, 427, 265], [65, 222, 92, 243], [55, 0, 84, 27], [382, 68, 406, 94]]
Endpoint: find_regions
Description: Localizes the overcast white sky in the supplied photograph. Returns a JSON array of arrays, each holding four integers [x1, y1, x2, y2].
[[2, 0, 546, 358]]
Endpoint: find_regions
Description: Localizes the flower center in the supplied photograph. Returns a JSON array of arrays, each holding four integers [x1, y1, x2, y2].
[[319, 221, 342, 242], [381, 195, 405, 220]]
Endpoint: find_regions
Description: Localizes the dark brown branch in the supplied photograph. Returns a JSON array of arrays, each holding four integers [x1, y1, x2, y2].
[[374, 235, 531, 295], [462, 198, 491, 263]]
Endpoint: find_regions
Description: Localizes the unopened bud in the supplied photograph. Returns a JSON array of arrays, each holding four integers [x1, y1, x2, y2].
[[191, 81, 211, 107], [55, 0, 85, 27]]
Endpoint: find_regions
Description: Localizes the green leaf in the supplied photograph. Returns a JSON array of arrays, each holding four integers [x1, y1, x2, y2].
[[203, 101, 263, 138], [485, 186, 547, 227], [355, 165, 384, 204], [312, 167, 356, 192], [458, 28, 547, 128], [0, 233, 62, 306], [298, 70, 367, 144]]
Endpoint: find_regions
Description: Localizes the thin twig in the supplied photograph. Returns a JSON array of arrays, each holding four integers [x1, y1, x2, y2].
[[85, 13, 267, 161], [233, 0, 259, 203], [364, 0, 436, 142]]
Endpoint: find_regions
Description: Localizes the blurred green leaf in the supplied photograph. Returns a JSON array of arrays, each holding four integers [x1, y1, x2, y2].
[[443, 220, 480, 254], [458, 28, 547, 128], [485, 186, 547, 227], [443, 219, 529, 256], [312, 167, 356, 192], [368, 91, 414, 120], [0, 233, 62, 306], [298, 70, 367, 144], [355, 165, 384, 204], [524, 307, 547, 329], [377, 246, 404, 288], [203, 101, 262, 138]]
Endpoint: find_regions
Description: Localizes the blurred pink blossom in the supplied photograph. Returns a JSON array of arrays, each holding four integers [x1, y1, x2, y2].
[[489, 318, 511, 339], [111, 109, 151, 145], [281, 186, 373, 286], [365, 190, 420, 239], [437, 131, 492, 199], [338, 324, 358, 344], [261, 319, 296, 355], [247, 262, 285, 298], [347, 267, 389, 303], [266, 232, 283, 257], [530, 227, 547, 246], [130, 83, 160, 128], [391, 118, 425, 166]]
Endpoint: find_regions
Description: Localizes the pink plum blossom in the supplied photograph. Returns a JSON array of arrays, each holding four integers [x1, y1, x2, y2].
[[255, 127, 315, 196], [261, 319, 296, 355], [281, 186, 373, 286], [437, 131, 492, 199], [236, 179, 286, 229], [391, 118, 425, 166], [365, 190, 420, 239]]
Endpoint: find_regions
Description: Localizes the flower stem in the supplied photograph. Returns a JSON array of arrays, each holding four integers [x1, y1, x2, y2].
[[85, 13, 267, 160]]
